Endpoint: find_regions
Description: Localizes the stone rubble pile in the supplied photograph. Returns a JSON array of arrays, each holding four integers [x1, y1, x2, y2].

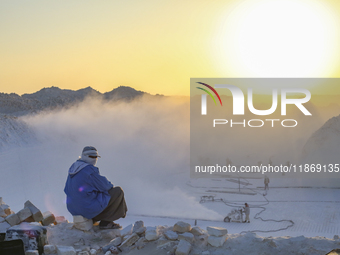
[[48, 219, 228, 255], [0, 197, 229, 255], [0, 197, 57, 234]]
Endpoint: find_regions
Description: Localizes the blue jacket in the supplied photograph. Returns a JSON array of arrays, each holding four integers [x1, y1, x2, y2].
[[64, 160, 113, 219]]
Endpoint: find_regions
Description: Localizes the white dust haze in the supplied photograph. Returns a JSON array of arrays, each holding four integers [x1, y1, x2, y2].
[[1, 96, 222, 221]]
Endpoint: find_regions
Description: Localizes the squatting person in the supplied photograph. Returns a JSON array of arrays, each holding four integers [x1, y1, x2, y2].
[[64, 146, 127, 229]]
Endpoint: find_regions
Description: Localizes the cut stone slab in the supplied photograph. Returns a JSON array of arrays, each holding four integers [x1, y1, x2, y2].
[[0, 217, 5, 223], [0, 221, 11, 233], [195, 234, 208, 244], [119, 233, 139, 249], [164, 230, 178, 241], [42, 211, 55, 226], [173, 221, 191, 233], [17, 207, 32, 222], [5, 213, 20, 226], [73, 215, 92, 231], [100, 229, 121, 240], [207, 234, 228, 247], [121, 224, 133, 237], [24, 200, 44, 222], [44, 244, 56, 254], [135, 226, 146, 235], [0, 204, 11, 216], [132, 221, 144, 233], [89, 249, 97, 255], [78, 252, 90, 255], [136, 236, 147, 249], [25, 250, 39, 255], [55, 216, 68, 224], [175, 239, 191, 255], [145, 228, 159, 241], [56, 245, 76, 255], [178, 232, 194, 243], [102, 237, 122, 253], [206, 226, 228, 237], [0, 207, 6, 217], [191, 226, 205, 236], [157, 240, 178, 250]]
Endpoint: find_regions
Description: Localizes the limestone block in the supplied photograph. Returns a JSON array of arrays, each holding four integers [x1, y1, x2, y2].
[[195, 234, 208, 246], [0, 217, 5, 223], [164, 230, 178, 240], [73, 215, 92, 231], [5, 213, 20, 226], [206, 226, 228, 237], [110, 236, 122, 246], [119, 233, 139, 249], [78, 252, 90, 255], [89, 249, 97, 255], [135, 226, 146, 235], [25, 250, 39, 255], [157, 240, 178, 250], [173, 221, 191, 233], [121, 224, 133, 237], [207, 234, 228, 247], [17, 207, 32, 222], [0, 204, 12, 216], [102, 237, 122, 253], [100, 229, 121, 239], [132, 221, 144, 233], [157, 236, 169, 246], [56, 246, 76, 255], [0, 221, 11, 233], [191, 226, 205, 236], [175, 239, 191, 255], [0, 207, 6, 217], [178, 232, 194, 243], [44, 244, 56, 254], [42, 211, 55, 226], [145, 228, 159, 241], [55, 216, 68, 224], [122, 234, 130, 242], [24, 201, 43, 222]]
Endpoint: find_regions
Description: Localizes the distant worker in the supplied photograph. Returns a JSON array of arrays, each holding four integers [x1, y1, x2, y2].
[[264, 175, 270, 190], [64, 146, 127, 229], [243, 203, 250, 223]]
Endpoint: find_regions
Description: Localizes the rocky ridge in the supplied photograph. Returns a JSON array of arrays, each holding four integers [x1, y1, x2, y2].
[[0, 86, 151, 116]]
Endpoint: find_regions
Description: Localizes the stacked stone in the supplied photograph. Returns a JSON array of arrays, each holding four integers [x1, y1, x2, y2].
[[91, 220, 228, 255], [41, 220, 228, 255], [0, 197, 56, 234]]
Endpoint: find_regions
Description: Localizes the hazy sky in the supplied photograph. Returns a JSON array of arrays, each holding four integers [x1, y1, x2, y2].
[[1, 0, 340, 96]]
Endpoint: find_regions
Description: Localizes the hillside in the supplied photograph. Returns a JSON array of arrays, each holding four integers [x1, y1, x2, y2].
[[0, 86, 149, 116], [301, 114, 340, 164]]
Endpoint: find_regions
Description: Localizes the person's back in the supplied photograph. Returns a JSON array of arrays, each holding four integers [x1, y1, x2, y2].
[[64, 146, 127, 229], [64, 160, 112, 219]]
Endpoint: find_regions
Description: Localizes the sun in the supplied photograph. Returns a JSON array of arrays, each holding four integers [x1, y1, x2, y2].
[[213, 0, 339, 78]]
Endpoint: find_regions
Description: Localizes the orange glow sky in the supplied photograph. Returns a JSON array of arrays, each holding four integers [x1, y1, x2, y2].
[[1, 0, 340, 96]]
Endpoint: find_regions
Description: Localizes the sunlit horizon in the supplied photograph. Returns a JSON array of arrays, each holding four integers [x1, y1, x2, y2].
[[1, 0, 340, 96]]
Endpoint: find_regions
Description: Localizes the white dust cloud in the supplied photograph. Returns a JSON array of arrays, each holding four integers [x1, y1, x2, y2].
[[9, 95, 222, 220]]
